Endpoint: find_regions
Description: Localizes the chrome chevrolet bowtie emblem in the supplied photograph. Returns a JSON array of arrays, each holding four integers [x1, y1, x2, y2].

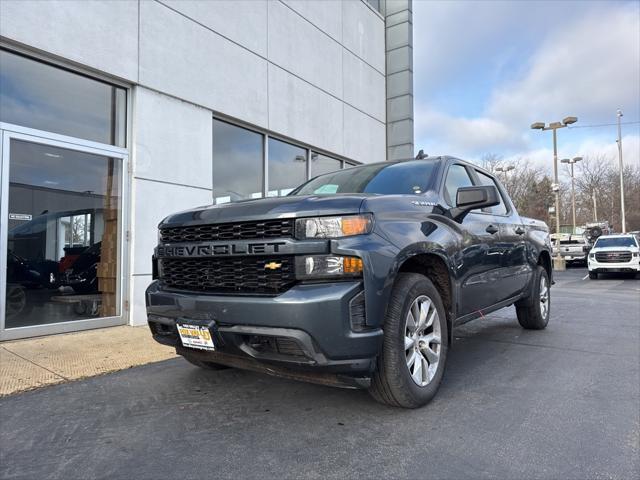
[[264, 261, 282, 270]]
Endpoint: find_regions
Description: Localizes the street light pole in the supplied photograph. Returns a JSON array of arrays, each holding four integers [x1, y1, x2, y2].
[[552, 128, 560, 239], [531, 116, 578, 272], [616, 109, 626, 233], [561, 157, 582, 234], [570, 160, 576, 232]]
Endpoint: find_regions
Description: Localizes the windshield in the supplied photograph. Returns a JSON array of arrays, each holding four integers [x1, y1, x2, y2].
[[290, 160, 440, 196], [594, 237, 638, 248]]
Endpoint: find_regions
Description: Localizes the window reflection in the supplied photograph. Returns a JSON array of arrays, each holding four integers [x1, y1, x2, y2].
[[475, 171, 508, 215], [212, 119, 264, 204], [366, 0, 382, 13], [0, 49, 126, 146], [268, 138, 307, 196], [310, 152, 342, 177], [6, 140, 122, 328]]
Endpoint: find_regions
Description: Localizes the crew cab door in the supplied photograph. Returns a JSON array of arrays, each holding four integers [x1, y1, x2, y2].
[[443, 164, 502, 315], [471, 169, 532, 302]]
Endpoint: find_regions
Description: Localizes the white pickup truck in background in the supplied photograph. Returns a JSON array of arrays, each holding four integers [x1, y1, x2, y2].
[[553, 233, 590, 265], [588, 234, 640, 279]]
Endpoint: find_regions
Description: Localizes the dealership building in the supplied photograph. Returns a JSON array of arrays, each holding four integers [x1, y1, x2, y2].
[[0, 0, 414, 340]]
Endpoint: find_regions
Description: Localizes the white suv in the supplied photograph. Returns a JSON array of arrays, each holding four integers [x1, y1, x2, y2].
[[588, 234, 640, 279]]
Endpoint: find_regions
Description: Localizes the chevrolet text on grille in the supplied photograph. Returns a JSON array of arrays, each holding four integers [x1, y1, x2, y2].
[[157, 242, 287, 257]]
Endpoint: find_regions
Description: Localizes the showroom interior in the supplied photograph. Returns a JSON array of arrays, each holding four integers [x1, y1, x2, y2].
[[0, 0, 413, 340]]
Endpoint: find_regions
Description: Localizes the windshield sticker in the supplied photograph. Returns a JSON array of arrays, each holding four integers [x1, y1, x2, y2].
[[9, 213, 32, 221], [314, 184, 339, 194]]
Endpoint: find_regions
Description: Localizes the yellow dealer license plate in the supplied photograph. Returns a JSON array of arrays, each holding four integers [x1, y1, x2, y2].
[[177, 323, 215, 351]]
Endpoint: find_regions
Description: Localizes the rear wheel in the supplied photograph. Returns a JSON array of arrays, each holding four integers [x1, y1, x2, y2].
[[369, 273, 448, 408], [181, 352, 230, 370], [515, 265, 550, 330], [589, 271, 598, 279]]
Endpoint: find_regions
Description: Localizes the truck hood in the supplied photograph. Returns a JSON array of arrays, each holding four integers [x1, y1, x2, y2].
[[160, 195, 370, 226], [591, 245, 639, 253]]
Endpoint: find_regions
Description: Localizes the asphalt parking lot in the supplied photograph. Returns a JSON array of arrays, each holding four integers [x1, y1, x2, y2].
[[1, 268, 638, 480]]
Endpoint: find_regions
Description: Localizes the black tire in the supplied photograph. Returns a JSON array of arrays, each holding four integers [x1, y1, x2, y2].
[[369, 273, 448, 409], [181, 353, 230, 370], [589, 271, 598, 279], [515, 265, 550, 330]]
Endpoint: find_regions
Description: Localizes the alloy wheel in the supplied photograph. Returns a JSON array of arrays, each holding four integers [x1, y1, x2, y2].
[[539, 275, 549, 319], [404, 295, 442, 387]]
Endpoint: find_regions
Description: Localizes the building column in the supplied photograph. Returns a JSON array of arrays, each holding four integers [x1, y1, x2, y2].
[[384, 0, 414, 161]]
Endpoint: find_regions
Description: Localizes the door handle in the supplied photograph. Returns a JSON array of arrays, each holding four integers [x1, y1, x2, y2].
[[515, 226, 525, 235], [485, 225, 499, 234]]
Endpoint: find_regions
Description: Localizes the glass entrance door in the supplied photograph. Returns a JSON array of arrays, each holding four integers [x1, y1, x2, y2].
[[1, 128, 128, 339]]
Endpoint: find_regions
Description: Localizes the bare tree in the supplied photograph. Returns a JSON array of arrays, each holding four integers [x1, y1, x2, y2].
[[472, 152, 639, 232]]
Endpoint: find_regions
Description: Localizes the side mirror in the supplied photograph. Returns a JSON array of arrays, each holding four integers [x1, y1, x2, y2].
[[449, 186, 500, 222]]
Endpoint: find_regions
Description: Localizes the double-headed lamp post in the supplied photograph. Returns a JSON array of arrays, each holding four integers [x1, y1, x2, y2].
[[495, 165, 514, 182], [531, 116, 578, 271], [561, 156, 583, 234]]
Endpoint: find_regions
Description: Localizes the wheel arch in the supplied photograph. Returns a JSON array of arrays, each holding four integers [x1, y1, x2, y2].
[[538, 249, 552, 280], [396, 252, 454, 345]]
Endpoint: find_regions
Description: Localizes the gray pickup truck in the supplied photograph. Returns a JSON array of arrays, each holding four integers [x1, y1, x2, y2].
[[147, 157, 552, 408]]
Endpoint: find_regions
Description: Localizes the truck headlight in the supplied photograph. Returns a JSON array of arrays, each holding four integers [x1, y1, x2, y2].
[[295, 214, 372, 239], [589, 253, 595, 259], [295, 255, 363, 279]]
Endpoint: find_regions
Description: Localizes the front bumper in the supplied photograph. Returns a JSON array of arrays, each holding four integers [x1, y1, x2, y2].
[[145, 280, 383, 376], [559, 252, 587, 262], [588, 259, 640, 273]]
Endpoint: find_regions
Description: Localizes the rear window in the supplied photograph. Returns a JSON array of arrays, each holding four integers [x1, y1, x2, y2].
[[290, 161, 440, 196], [594, 237, 638, 248], [474, 170, 508, 215]]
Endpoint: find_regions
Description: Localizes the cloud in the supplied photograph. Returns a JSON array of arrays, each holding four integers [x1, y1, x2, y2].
[[413, 1, 640, 162], [487, 3, 640, 125], [414, 106, 524, 155]]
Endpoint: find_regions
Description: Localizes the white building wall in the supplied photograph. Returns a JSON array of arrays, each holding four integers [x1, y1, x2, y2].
[[0, 0, 387, 326]]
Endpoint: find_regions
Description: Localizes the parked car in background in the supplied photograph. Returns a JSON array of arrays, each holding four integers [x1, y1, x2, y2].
[[552, 232, 590, 265], [588, 234, 640, 279], [584, 222, 612, 244], [59, 242, 101, 294]]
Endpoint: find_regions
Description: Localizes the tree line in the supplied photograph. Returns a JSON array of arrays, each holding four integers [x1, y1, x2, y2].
[[478, 154, 640, 233]]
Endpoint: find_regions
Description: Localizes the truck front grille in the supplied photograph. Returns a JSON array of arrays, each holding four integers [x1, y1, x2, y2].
[[595, 251, 632, 263], [160, 219, 294, 243], [159, 256, 295, 294]]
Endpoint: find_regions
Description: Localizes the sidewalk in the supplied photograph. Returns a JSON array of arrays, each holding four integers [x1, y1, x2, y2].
[[0, 325, 177, 396]]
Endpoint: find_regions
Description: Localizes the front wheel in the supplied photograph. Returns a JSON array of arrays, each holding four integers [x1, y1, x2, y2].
[[369, 273, 448, 408], [515, 265, 550, 330], [589, 271, 598, 279]]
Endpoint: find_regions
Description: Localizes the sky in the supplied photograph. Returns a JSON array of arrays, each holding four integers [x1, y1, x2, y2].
[[412, 0, 640, 174]]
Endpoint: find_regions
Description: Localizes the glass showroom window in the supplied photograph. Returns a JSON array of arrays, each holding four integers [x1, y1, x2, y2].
[[268, 138, 307, 196], [310, 152, 342, 178], [1, 49, 128, 339], [0, 48, 126, 147], [4, 140, 123, 329], [212, 119, 264, 204]]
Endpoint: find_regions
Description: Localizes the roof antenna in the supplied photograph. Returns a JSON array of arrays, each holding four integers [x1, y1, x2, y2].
[[415, 149, 428, 159]]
